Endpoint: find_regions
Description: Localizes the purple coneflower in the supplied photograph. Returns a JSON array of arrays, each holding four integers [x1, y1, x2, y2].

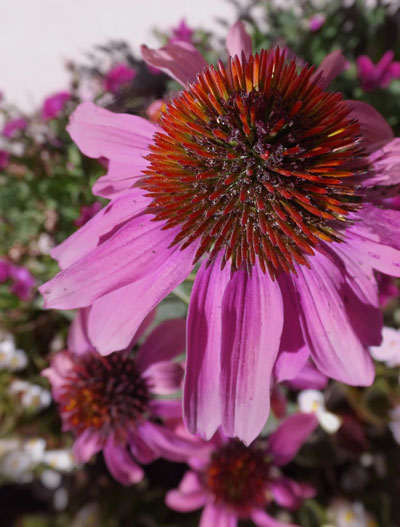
[[103, 63, 137, 94], [166, 413, 318, 527], [43, 311, 199, 485], [41, 22, 400, 444]]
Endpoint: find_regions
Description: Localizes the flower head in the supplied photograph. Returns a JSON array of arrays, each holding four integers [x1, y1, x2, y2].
[[103, 63, 136, 94], [2, 117, 27, 139], [170, 18, 193, 44], [308, 14, 326, 32], [357, 50, 400, 92], [41, 91, 71, 121], [166, 413, 317, 527], [41, 22, 400, 444], [43, 311, 201, 485]]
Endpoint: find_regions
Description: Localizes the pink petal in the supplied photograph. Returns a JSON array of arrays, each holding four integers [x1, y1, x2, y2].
[[41, 216, 180, 310], [103, 435, 144, 485], [143, 361, 184, 395], [366, 138, 400, 188], [129, 432, 158, 464], [138, 421, 206, 462], [165, 471, 206, 512], [67, 101, 156, 163], [87, 245, 196, 355], [347, 205, 400, 277], [315, 50, 348, 87], [67, 308, 94, 355], [141, 41, 208, 87], [41, 351, 75, 394], [285, 361, 328, 391], [274, 275, 309, 383], [252, 509, 299, 527], [200, 504, 238, 527], [92, 174, 135, 199], [220, 264, 284, 444], [184, 255, 231, 440], [137, 318, 186, 372], [226, 21, 252, 59], [51, 187, 150, 269], [348, 100, 393, 153], [293, 250, 375, 385], [356, 55, 376, 91], [73, 429, 103, 463], [267, 413, 318, 466], [269, 478, 303, 510], [149, 399, 183, 420]]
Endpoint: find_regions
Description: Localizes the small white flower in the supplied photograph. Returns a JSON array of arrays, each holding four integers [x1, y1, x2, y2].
[[0, 334, 27, 371], [37, 233, 54, 255], [0, 450, 34, 482], [41, 468, 62, 489], [328, 499, 377, 527], [9, 379, 51, 410], [23, 438, 46, 464], [370, 326, 400, 367], [8, 349, 28, 371], [43, 449, 75, 472], [298, 389, 341, 434]]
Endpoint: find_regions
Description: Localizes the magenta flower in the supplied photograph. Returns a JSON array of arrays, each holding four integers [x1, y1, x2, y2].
[[41, 22, 400, 444], [9, 265, 35, 300], [74, 202, 102, 227], [170, 18, 193, 44], [103, 63, 137, 94], [357, 50, 400, 92], [308, 14, 325, 32], [41, 91, 71, 121], [166, 413, 318, 527], [2, 118, 27, 139], [43, 311, 201, 485]]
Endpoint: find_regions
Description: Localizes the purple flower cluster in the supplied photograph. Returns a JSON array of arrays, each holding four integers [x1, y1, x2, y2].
[[0, 260, 35, 300]]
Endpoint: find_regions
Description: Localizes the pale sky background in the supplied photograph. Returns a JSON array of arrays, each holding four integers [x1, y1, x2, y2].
[[0, 0, 237, 111]]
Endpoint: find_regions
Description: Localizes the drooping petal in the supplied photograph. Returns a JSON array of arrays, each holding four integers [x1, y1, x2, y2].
[[73, 429, 103, 463], [137, 421, 207, 462], [293, 250, 375, 385], [364, 138, 400, 193], [269, 478, 304, 510], [285, 361, 328, 391], [128, 432, 158, 464], [41, 351, 74, 393], [51, 187, 150, 269], [220, 264, 284, 444], [226, 21, 252, 59], [346, 205, 400, 277], [274, 275, 309, 383], [67, 308, 94, 355], [251, 509, 299, 527], [200, 504, 238, 527], [143, 361, 184, 395], [141, 41, 208, 86], [40, 216, 180, 310], [184, 255, 231, 440], [67, 101, 156, 163], [267, 413, 318, 466], [87, 245, 196, 355], [348, 100, 393, 153], [149, 399, 183, 420], [165, 471, 206, 512], [137, 318, 186, 372], [316, 50, 348, 87], [103, 435, 144, 485]]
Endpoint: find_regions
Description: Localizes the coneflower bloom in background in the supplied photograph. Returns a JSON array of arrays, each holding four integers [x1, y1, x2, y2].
[[166, 413, 318, 527], [41, 22, 400, 444], [43, 311, 199, 485]]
